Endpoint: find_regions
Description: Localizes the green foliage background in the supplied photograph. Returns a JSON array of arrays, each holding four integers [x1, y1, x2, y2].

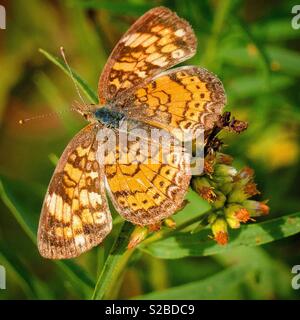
[[0, 0, 300, 299]]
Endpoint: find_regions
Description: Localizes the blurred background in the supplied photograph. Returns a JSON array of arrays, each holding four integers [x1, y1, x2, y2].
[[0, 0, 299, 299]]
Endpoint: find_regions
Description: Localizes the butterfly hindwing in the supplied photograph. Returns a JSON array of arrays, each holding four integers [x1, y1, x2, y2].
[[121, 66, 227, 140], [38, 124, 112, 259], [103, 120, 191, 225], [98, 6, 197, 104]]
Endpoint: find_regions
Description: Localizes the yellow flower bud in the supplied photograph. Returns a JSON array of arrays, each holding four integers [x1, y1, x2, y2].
[[225, 203, 251, 224], [164, 218, 176, 229], [211, 218, 228, 245], [127, 226, 148, 249], [225, 205, 241, 229]]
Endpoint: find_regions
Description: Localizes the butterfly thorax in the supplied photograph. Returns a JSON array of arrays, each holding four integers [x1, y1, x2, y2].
[[94, 107, 125, 128]]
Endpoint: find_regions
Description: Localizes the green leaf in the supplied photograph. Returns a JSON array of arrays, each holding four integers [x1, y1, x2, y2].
[[201, 0, 232, 68], [142, 212, 300, 259], [135, 264, 250, 299], [0, 176, 95, 292], [0, 243, 56, 299], [0, 244, 37, 299], [0, 177, 37, 243], [216, 247, 296, 299], [39, 48, 98, 104], [172, 188, 211, 226]]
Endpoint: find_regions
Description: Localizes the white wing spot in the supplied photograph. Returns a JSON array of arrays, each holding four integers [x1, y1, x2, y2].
[[152, 56, 168, 67], [89, 171, 98, 179], [55, 195, 63, 221], [94, 212, 106, 224], [48, 194, 56, 216], [124, 33, 140, 46], [136, 71, 147, 78], [89, 192, 102, 208], [46, 194, 51, 206], [80, 189, 89, 206], [175, 29, 186, 37], [74, 234, 86, 248]]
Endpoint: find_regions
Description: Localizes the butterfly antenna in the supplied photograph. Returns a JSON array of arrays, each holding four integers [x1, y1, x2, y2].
[[18, 111, 64, 125], [60, 46, 87, 108]]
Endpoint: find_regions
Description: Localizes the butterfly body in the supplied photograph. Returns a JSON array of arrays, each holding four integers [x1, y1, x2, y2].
[[38, 7, 226, 259], [94, 107, 125, 128]]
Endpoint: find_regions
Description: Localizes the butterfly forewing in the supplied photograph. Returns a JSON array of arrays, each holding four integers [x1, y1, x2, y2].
[[98, 6, 197, 104], [38, 124, 112, 259]]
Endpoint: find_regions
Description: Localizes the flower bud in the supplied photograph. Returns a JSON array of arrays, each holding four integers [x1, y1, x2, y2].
[[127, 226, 148, 249], [164, 217, 176, 229], [214, 164, 237, 177], [218, 182, 233, 195], [227, 181, 259, 203], [192, 177, 216, 202], [213, 164, 237, 184], [204, 154, 216, 175], [235, 167, 254, 182], [242, 200, 270, 217], [225, 203, 251, 225], [211, 190, 226, 209], [216, 153, 233, 165], [226, 216, 240, 229], [235, 208, 251, 223], [211, 218, 228, 245], [225, 205, 241, 229]]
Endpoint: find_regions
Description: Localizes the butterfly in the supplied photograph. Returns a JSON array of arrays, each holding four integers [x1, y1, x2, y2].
[[37, 6, 226, 259]]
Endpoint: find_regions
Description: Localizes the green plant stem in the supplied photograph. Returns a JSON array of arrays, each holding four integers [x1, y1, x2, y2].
[[92, 209, 213, 299], [92, 221, 134, 299], [201, 0, 232, 68], [39, 47, 215, 299], [236, 17, 271, 90]]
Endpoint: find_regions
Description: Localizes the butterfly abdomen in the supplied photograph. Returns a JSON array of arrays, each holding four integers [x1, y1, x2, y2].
[[94, 107, 125, 128]]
